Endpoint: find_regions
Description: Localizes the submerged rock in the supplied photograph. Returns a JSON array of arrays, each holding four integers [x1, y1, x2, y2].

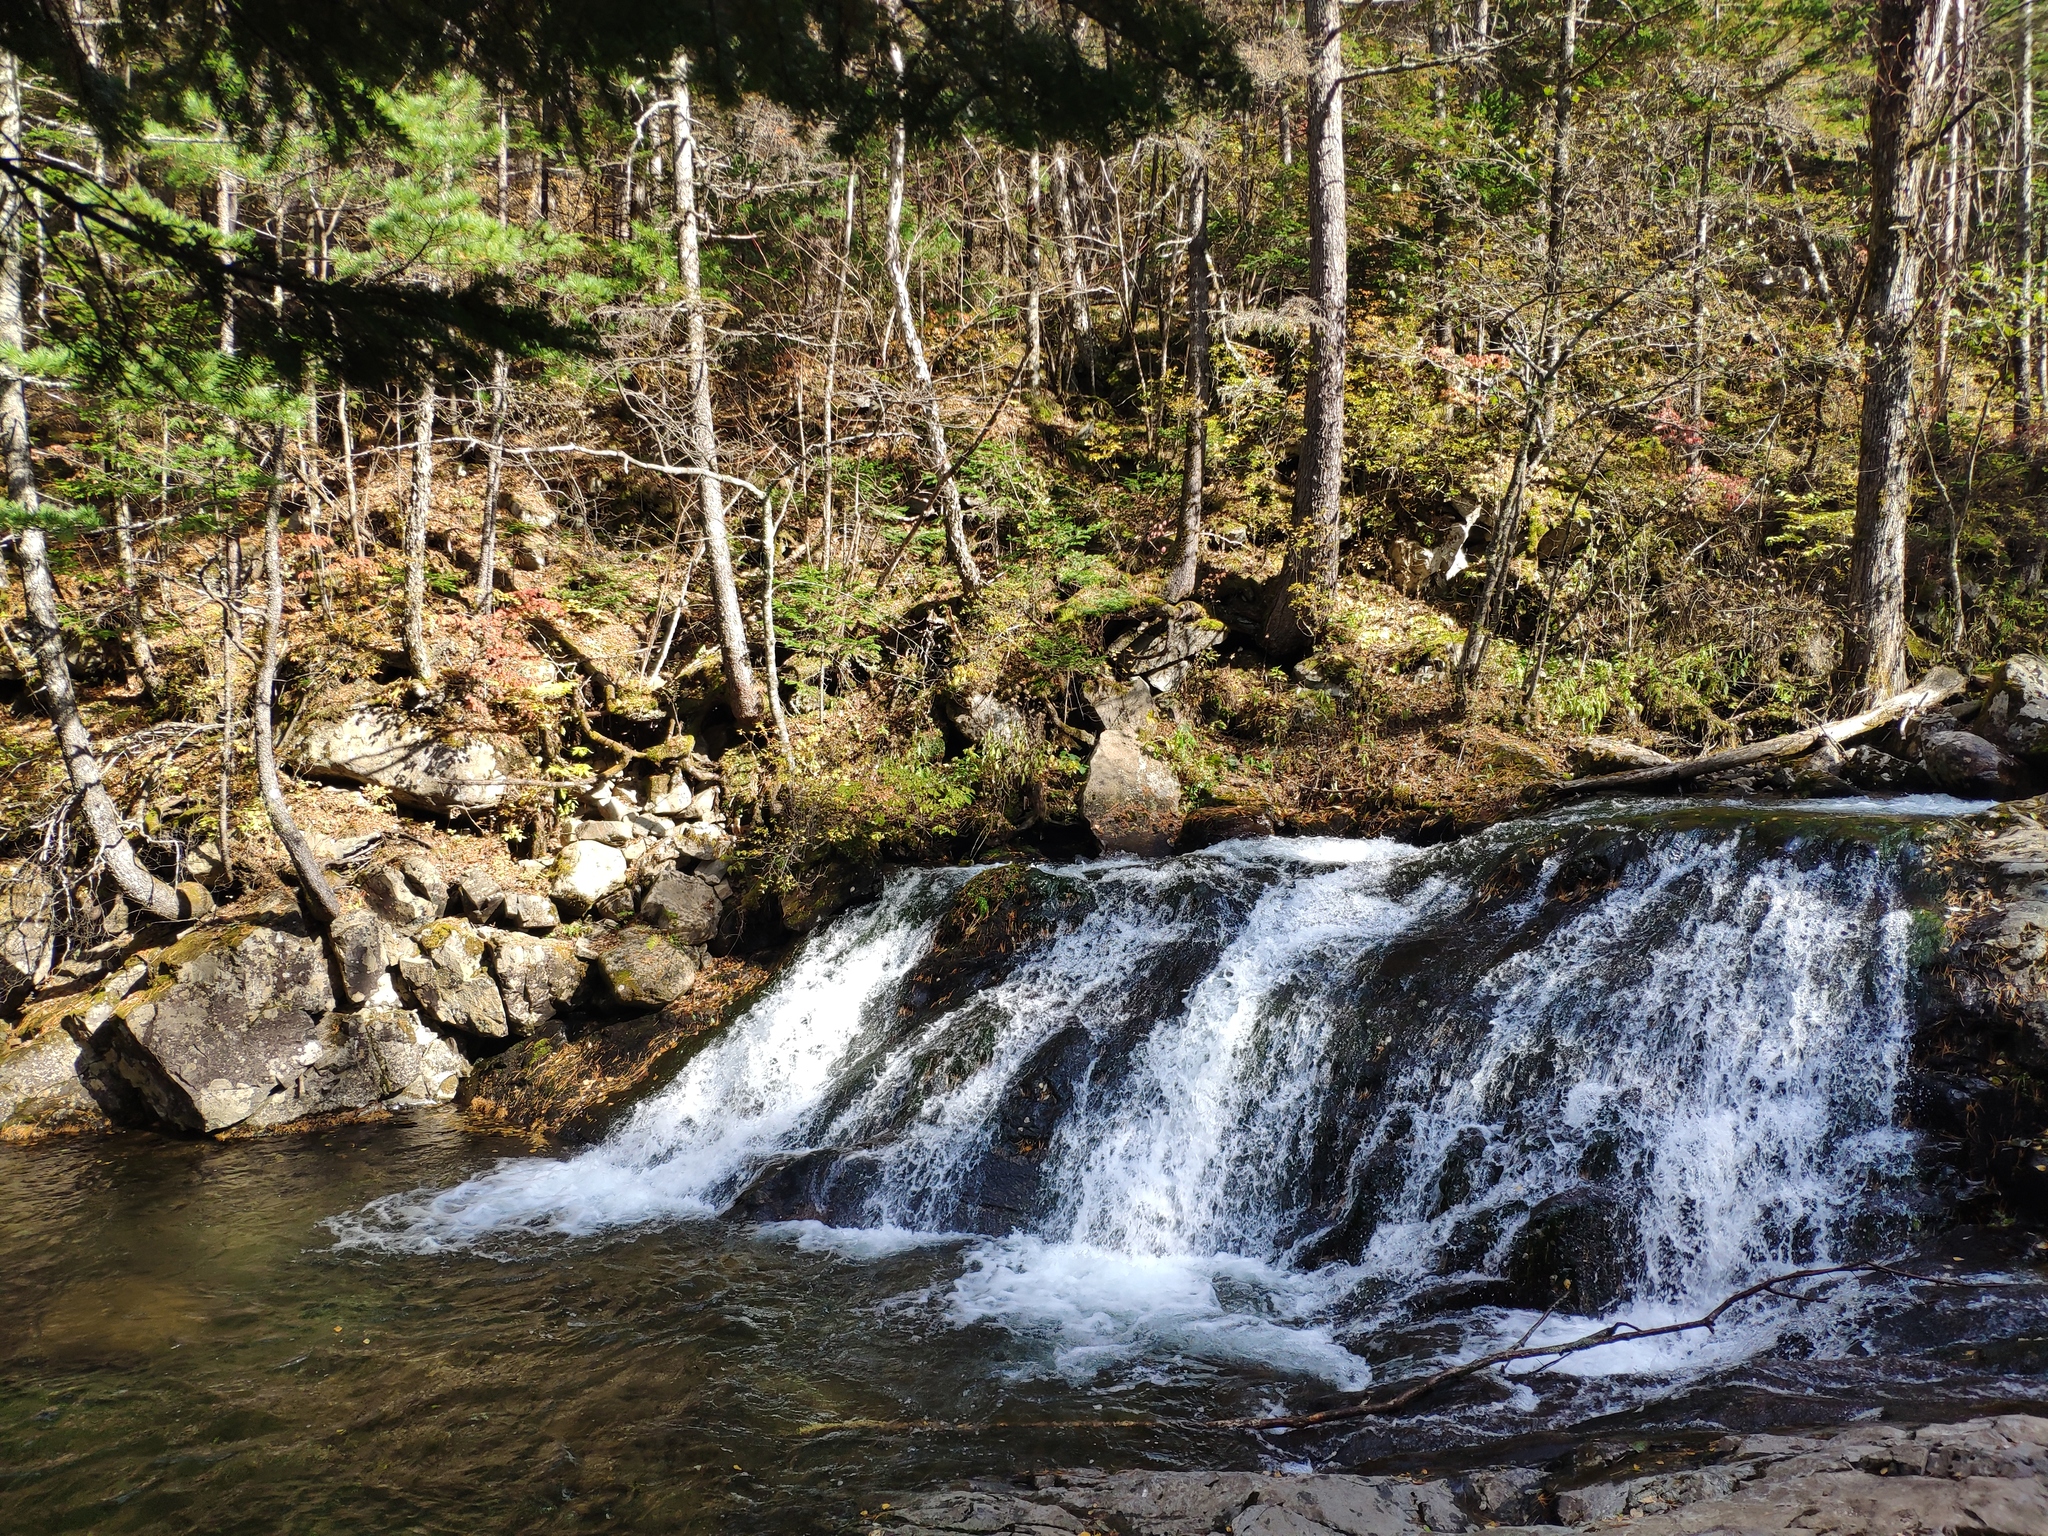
[[1501, 1184, 1640, 1314], [296, 703, 522, 814], [904, 865, 1094, 1021]]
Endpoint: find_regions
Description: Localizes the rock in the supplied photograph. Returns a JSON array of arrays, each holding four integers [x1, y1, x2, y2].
[[673, 824, 734, 861], [1976, 654, 2048, 761], [483, 931, 585, 1037], [1503, 1184, 1639, 1313], [397, 854, 448, 919], [398, 918, 507, 1038], [1085, 675, 1156, 735], [1107, 602, 1226, 692], [640, 873, 722, 943], [905, 866, 1094, 1021], [687, 786, 721, 822], [495, 889, 560, 932], [1569, 736, 1674, 776], [597, 937, 704, 1010], [1839, 743, 1935, 793], [627, 811, 675, 839], [295, 703, 523, 814], [1921, 729, 2038, 800], [74, 917, 340, 1133], [0, 1029, 107, 1139], [181, 837, 232, 888], [239, 1006, 465, 1129], [945, 692, 1032, 749], [1176, 804, 1276, 851], [448, 867, 503, 919], [1081, 730, 1182, 856], [361, 864, 438, 928], [570, 818, 635, 846], [329, 911, 413, 1009], [550, 840, 629, 917], [1384, 536, 1430, 595]]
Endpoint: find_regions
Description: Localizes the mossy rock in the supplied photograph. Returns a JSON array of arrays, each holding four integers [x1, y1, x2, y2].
[[902, 865, 1094, 1019]]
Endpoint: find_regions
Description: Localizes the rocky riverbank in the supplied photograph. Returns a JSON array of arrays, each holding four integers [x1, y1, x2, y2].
[[865, 1414, 2048, 1536]]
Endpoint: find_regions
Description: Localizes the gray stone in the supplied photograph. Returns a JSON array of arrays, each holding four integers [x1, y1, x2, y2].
[[295, 703, 523, 814], [330, 910, 414, 1008], [1085, 675, 1156, 735], [640, 874, 722, 943], [1922, 729, 2038, 800], [0, 1029, 105, 1137], [448, 867, 504, 919], [1081, 730, 1182, 856], [551, 841, 629, 916], [398, 918, 507, 1038], [1976, 654, 2048, 761], [673, 824, 734, 861], [397, 853, 449, 919], [495, 889, 560, 932], [1106, 601, 1226, 691], [571, 818, 635, 846], [0, 861, 54, 1004], [484, 931, 585, 1036], [598, 938, 704, 1010], [361, 864, 438, 928], [946, 692, 1033, 750]]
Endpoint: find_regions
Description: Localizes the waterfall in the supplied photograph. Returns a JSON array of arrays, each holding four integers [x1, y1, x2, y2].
[[335, 801, 1960, 1395]]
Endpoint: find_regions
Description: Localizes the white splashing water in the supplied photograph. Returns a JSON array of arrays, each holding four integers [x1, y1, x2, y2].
[[334, 808, 1935, 1393]]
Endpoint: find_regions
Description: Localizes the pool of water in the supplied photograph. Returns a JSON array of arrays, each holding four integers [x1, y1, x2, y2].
[[2, 1117, 2045, 1535]]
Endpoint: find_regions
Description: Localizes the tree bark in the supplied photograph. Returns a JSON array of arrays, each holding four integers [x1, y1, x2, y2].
[[1025, 151, 1045, 390], [403, 379, 436, 682], [114, 495, 162, 699], [1051, 149, 1094, 385], [672, 64, 763, 726], [2020, 0, 2037, 436], [475, 352, 508, 613], [822, 168, 856, 572], [884, 33, 983, 595], [1167, 155, 1211, 604], [1842, 0, 1950, 705], [252, 432, 342, 929], [1261, 0, 1349, 656]]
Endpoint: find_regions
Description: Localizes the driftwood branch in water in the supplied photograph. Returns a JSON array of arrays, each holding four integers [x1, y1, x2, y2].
[[793, 1258, 1983, 1440], [1551, 667, 1965, 799]]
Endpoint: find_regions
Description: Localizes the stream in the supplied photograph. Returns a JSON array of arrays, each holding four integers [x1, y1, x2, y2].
[[4, 797, 2047, 1533]]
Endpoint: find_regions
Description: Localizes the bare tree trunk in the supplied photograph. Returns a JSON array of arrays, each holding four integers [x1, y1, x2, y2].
[[1025, 151, 1045, 390], [2020, 0, 2037, 435], [822, 168, 856, 573], [338, 384, 364, 558], [1843, 0, 1951, 704], [475, 354, 508, 613], [884, 36, 984, 594], [1, 54, 191, 922], [217, 163, 237, 355], [403, 380, 436, 682], [114, 495, 162, 699], [1261, 0, 1349, 656], [1167, 155, 1211, 604], [252, 432, 342, 929], [762, 490, 796, 770], [216, 527, 239, 881], [673, 64, 763, 725], [1688, 118, 1715, 472], [1051, 149, 1094, 385]]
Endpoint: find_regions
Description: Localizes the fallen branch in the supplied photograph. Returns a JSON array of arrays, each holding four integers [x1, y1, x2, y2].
[[792, 1257, 1987, 1440], [1550, 667, 1965, 799]]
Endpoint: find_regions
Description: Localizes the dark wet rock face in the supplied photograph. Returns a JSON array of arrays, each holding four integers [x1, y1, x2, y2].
[[900, 865, 1095, 1022], [1501, 1184, 1641, 1314]]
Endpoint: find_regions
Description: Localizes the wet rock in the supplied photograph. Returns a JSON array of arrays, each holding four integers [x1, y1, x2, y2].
[[295, 703, 523, 814], [1921, 729, 2038, 800], [1569, 736, 1673, 776], [1839, 743, 1935, 794], [398, 918, 507, 1038], [641, 873, 722, 943], [904, 866, 1094, 1020], [1176, 804, 1277, 850], [1502, 1184, 1639, 1313], [598, 936, 705, 1010], [72, 917, 340, 1133], [1975, 653, 2048, 761], [484, 931, 585, 1037], [0, 1029, 108, 1139], [550, 840, 629, 917], [1082, 729, 1182, 855]]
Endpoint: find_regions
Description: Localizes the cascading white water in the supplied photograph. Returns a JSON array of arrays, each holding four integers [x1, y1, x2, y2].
[[335, 801, 1960, 1395]]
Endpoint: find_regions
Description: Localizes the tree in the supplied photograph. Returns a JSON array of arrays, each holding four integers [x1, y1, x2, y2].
[[1166, 149, 1211, 604]]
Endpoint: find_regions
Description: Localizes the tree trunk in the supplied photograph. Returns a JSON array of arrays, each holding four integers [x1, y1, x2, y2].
[[475, 353, 507, 613], [884, 40, 983, 594], [672, 64, 763, 726], [403, 380, 436, 682], [252, 432, 342, 929], [1167, 156, 1211, 604], [762, 490, 796, 769], [1842, 0, 1949, 705], [1, 53, 191, 922], [216, 526, 240, 880], [114, 495, 162, 699], [822, 168, 856, 572], [1025, 151, 1045, 390], [2020, 0, 2037, 436], [1051, 149, 1094, 385], [1260, 0, 1348, 656]]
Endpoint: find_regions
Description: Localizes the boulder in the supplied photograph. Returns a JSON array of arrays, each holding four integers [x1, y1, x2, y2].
[[448, 867, 503, 919], [495, 889, 560, 932], [597, 937, 704, 1010], [398, 918, 508, 1038], [1976, 654, 2048, 762], [1568, 736, 1674, 776], [0, 1029, 107, 1139], [397, 854, 448, 919], [1921, 730, 2039, 800], [1840, 743, 1936, 794], [295, 703, 522, 814], [1085, 675, 1156, 735], [74, 918, 341, 1133], [239, 1006, 465, 1129], [361, 864, 438, 928], [570, 818, 634, 846], [1081, 730, 1183, 856], [1502, 1184, 1639, 1314], [550, 840, 629, 916], [330, 910, 414, 1008], [640, 873, 722, 943], [673, 824, 734, 862], [1176, 804, 1276, 851], [485, 931, 586, 1037], [1106, 602, 1226, 692], [945, 692, 1032, 750], [0, 862, 55, 1006]]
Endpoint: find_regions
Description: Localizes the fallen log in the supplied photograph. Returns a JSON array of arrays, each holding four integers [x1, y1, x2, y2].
[[1550, 666, 1965, 799]]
